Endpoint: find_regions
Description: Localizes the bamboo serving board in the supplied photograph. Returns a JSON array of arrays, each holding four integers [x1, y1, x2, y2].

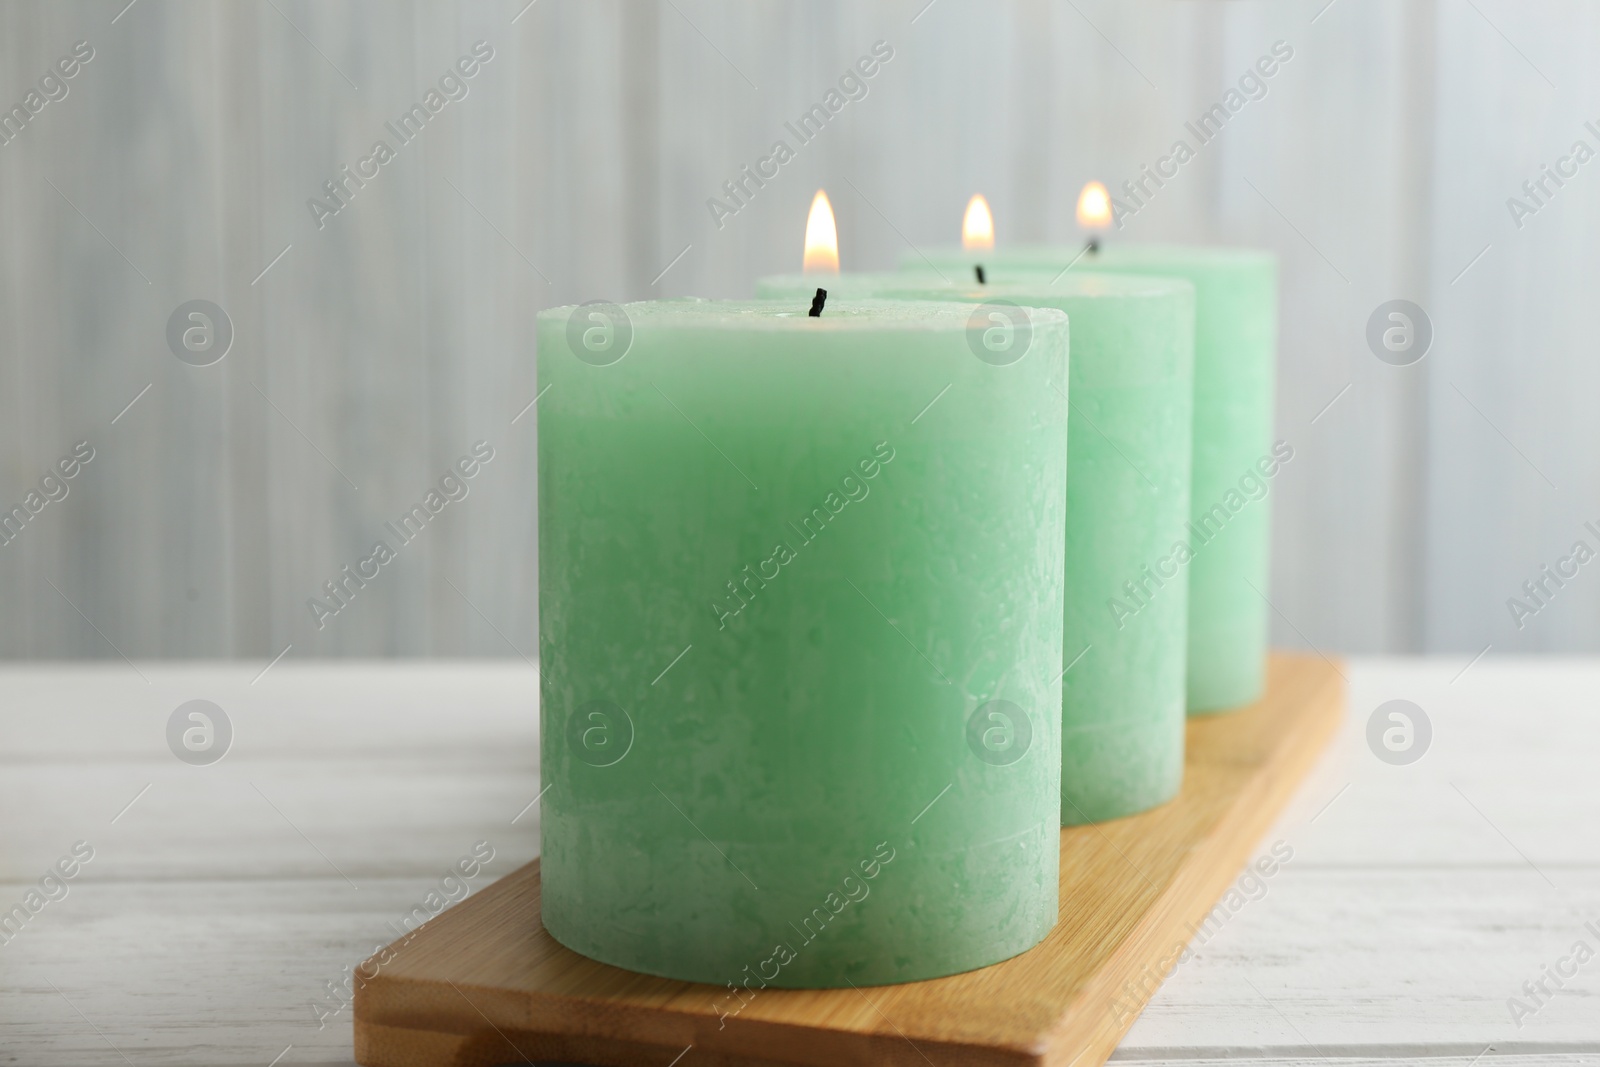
[[353, 651, 1343, 1067]]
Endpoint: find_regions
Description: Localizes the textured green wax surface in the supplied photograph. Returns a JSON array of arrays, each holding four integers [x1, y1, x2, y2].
[[838, 275, 1196, 824], [537, 300, 1068, 987], [901, 247, 1277, 713]]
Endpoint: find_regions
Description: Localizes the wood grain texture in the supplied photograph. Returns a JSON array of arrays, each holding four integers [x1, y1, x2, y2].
[[348, 652, 1343, 1067], [7, 0, 1592, 662], [4, 656, 1600, 1064]]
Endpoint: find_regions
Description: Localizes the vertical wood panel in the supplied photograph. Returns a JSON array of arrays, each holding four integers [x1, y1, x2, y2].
[[1424, 0, 1600, 654], [0, 0, 1591, 659]]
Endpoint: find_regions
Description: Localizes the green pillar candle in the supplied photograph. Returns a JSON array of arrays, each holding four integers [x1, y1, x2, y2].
[[900, 246, 1277, 713], [759, 273, 1195, 824], [538, 299, 1068, 988]]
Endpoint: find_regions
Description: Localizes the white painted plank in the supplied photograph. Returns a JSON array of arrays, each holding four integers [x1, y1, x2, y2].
[[0, 660, 538, 757], [1, 870, 1595, 1064], [0, 876, 526, 1067], [1121, 868, 1600, 1055], [0, 661, 539, 882], [3, 657, 1600, 1063]]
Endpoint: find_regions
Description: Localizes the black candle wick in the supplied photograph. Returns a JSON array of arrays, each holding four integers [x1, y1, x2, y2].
[[975, 264, 986, 284], [1086, 236, 1101, 254], [809, 288, 828, 317]]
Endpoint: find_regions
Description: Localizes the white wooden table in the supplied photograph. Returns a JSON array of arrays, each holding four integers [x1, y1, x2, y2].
[[3, 658, 1596, 1066]]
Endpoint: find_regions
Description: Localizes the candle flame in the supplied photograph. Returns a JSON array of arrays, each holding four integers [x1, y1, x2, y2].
[[803, 189, 839, 274], [1076, 181, 1112, 230], [962, 194, 994, 251]]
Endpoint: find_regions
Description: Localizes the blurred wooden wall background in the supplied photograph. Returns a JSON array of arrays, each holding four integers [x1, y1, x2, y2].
[[1, 0, 1595, 661]]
